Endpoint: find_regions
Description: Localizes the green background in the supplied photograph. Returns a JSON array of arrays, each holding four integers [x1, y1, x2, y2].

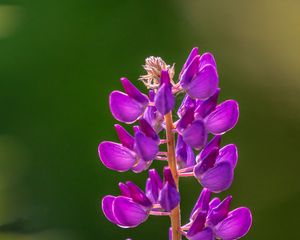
[[0, 0, 299, 239]]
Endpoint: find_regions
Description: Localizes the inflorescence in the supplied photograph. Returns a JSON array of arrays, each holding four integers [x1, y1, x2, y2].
[[98, 47, 252, 240]]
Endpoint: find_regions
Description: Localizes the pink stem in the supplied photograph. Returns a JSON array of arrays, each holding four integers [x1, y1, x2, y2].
[[150, 211, 170, 216], [178, 172, 194, 177]]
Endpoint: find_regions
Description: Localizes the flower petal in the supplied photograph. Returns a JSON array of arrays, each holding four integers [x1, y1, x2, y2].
[[120, 77, 148, 105], [194, 89, 220, 119], [199, 52, 217, 71], [125, 181, 152, 208], [114, 124, 134, 150], [98, 141, 136, 172], [109, 91, 147, 123], [188, 227, 214, 240], [216, 144, 238, 168], [182, 120, 207, 149], [207, 195, 232, 226], [176, 135, 196, 169], [180, 47, 199, 74], [146, 169, 163, 203], [197, 161, 234, 193], [158, 182, 180, 212], [119, 182, 131, 197], [187, 211, 207, 237], [205, 100, 239, 135], [180, 55, 201, 89], [113, 196, 149, 228], [143, 90, 164, 132], [131, 158, 152, 173], [186, 64, 219, 100], [134, 132, 158, 161], [154, 70, 175, 115], [214, 207, 252, 240], [139, 118, 160, 143], [102, 195, 119, 225], [190, 188, 211, 220], [178, 94, 196, 118], [176, 106, 195, 134], [199, 135, 221, 162], [209, 197, 221, 209]]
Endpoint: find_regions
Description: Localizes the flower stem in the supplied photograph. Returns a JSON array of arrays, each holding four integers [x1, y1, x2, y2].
[[165, 112, 181, 240]]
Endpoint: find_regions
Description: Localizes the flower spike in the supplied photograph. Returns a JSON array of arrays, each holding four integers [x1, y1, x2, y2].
[[99, 47, 252, 240]]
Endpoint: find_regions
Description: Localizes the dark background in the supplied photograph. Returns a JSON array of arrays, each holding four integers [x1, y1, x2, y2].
[[0, 0, 299, 239]]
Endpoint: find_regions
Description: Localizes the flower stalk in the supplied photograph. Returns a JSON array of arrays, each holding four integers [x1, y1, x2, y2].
[[165, 112, 181, 240]]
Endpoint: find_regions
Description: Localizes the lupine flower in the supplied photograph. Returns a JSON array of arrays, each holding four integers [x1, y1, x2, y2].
[[102, 167, 180, 228], [176, 90, 239, 149], [98, 120, 159, 172], [180, 188, 252, 240], [98, 47, 252, 240], [193, 135, 238, 193], [109, 78, 149, 123], [179, 47, 219, 100]]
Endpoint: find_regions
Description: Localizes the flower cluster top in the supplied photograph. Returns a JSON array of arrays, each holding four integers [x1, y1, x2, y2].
[[98, 47, 252, 240]]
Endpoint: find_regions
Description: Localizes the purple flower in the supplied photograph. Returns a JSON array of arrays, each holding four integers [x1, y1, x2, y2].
[[102, 167, 180, 228], [143, 90, 164, 132], [98, 120, 159, 172], [179, 47, 219, 100], [181, 188, 252, 240], [193, 136, 238, 193], [154, 70, 175, 115], [177, 91, 239, 149], [109, 78, 149, 124]]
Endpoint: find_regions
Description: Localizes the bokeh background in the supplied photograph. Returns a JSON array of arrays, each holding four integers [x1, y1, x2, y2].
[[0, 0, 299, 239]]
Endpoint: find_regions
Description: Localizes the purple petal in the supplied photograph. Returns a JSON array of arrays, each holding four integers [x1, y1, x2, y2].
[[186, 65, 219, 100], [113, 196, 149, 228], [180, 55, 200, 89], [207, 195, 232, 226], [109, 91, 147, 123], [131, 158, 152, 173], [163, 167, 176, 188], [176, 135, 196, 169], [180, 47, 199, 75], [209, 197, 221, 209], [158, 182, 180, 212], [125, 181, 152, 208], [177, 94, 196, 118], [139, 118, 160, 143], [102, 195, 120, 225], [182, 120, 207, 149], [214, 207, 252, 240], [134, 132, 158, 161], [120, 78, 149, 105], [119, 182, 131, 197], [190, 188, 211, 220], [199, 135, 222, 162], [205, 100, 239, 135], [187, 211, 207, 237], [143, 90, 164, 132], [154, 70, 175, 115], [114, 124, 134, 150], [194, 89, 220, 119], [216, 144, 238, 168], [98, 141, 136, 172], [188, 227, 214, 240], [176, 106, 195, 134], [199, 52, 217, 71], [146, 169, 163, 203], [194, 148, 218, 176], [196, 161, 234, 193]]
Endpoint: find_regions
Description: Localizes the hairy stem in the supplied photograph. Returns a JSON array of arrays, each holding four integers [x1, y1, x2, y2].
[[165, 112, 181, 240]]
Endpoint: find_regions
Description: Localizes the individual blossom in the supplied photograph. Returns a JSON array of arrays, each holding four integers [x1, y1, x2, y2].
[[179, 188, 252, 240], [109, 78, 149, 124], [179, 135, 238, 193], [179, 47, 219, 100], [98, 119, 159, 172], [102, 167, 180, 228], [176, 90, 239, 149]]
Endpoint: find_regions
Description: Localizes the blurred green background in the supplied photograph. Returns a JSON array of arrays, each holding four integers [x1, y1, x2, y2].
[[0, 0, 299, 239]]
